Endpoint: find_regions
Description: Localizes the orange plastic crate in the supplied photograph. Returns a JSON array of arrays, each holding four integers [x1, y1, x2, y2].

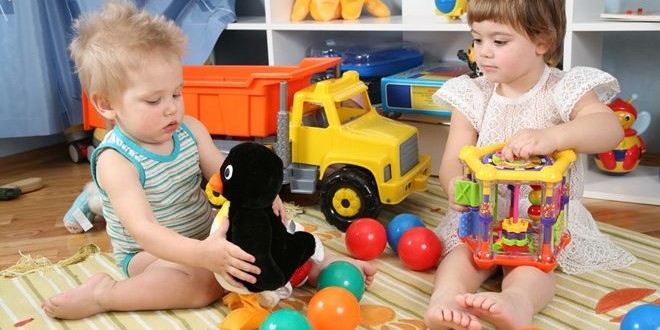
[[82, 57, 341, 137]]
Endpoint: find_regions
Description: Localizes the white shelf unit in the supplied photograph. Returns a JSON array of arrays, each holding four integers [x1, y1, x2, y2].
[[584, 161, 660, 205], [217, 0, 660, 205], [223, 0, 660, 66]]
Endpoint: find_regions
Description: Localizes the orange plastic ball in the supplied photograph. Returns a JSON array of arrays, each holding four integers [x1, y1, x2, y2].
[[306, 287, 360, 330]]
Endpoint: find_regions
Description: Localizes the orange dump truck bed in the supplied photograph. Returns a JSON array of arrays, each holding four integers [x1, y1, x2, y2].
[[82, 57, 341, 137]]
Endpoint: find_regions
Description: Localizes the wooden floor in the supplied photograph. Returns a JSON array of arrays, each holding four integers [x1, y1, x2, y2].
[[1, 144, 659, 270]]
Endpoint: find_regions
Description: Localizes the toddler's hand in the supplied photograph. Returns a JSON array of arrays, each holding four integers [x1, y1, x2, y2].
[[202, 217, 260, 288], [272, 195, 288, 222], [501, 128, 558, 161], [448, 176, 468, 213]]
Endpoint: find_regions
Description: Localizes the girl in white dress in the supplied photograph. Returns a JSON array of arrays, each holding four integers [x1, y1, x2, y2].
[[424, 0, 635, 329]]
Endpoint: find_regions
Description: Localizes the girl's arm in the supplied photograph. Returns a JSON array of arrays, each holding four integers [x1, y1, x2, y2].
[[558, 90, 624, 153], [95, 147, 260, 286], [501, 91, 623, 160], [438, 111, 478, 212]]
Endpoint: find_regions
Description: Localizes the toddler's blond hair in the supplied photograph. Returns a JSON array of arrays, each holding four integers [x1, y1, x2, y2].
[[69, 0, 187, 102]]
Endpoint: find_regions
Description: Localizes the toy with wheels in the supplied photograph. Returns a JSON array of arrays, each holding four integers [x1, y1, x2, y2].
[[64, 126, 107, 163], [319, 166, 381, 232], [455, 143, 576, 272], [594, 94, 650, 175], [64, 124, 92, 163]]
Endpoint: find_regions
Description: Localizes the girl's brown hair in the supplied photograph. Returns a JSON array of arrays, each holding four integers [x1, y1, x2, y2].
[[468, 0, 566, 66]]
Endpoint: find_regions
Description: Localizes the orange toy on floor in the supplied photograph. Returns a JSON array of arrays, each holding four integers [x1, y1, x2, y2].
[[291, 0, 390, 22]]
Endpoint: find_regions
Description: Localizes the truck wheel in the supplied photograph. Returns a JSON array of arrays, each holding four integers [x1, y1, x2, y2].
[[319, 167, 380, 232]]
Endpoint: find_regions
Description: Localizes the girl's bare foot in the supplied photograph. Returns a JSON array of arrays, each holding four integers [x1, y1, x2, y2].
[[457, 292, 533, 330], [425, 293, 482, 330], [42, 273, 116, 319], [308, 254, 377, 288]]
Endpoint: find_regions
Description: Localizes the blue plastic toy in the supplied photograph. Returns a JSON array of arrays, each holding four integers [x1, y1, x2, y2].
[[435, 0, 468, 20], [386, 213, 425, 254], [620, 304, 660, 330]]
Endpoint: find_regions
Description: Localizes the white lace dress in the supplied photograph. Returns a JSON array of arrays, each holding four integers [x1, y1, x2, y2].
[[432, 65, 636, 274]]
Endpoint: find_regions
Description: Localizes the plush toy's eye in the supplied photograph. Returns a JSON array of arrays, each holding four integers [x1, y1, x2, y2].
[[223, 165, 234, 180]]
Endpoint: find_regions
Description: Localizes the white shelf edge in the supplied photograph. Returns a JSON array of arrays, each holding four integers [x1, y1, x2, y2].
[[572, 20, 660, 31], [267, 15, 469, 32], [583, 164, 660, 206]]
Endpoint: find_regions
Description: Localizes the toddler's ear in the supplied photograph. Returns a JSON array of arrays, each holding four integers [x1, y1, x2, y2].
[[90, 92, 115, 120]]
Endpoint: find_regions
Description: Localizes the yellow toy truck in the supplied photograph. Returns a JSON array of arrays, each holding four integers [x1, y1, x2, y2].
[[83, 58, 430, 231]]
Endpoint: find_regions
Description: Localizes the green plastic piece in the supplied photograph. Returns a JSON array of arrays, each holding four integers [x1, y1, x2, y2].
[[454, 180, 480, 207]]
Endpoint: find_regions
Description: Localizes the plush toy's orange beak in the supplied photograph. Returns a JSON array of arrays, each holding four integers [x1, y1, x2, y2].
[[209, 172, 223, 193], [205, 172, 227, 208]]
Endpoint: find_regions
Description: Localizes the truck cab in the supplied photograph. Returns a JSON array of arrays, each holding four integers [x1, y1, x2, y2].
[[289, 70, 431, 230]]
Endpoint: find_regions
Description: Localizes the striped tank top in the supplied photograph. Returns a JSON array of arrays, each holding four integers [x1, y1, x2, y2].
[[91, 124, 213, 265]]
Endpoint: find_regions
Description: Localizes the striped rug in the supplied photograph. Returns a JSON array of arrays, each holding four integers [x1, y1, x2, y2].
[[1, 181, 658, 329]]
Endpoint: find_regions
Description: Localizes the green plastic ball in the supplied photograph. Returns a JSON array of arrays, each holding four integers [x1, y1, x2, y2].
[[317, 260, 365, 301], [259, 309, 311, 330]]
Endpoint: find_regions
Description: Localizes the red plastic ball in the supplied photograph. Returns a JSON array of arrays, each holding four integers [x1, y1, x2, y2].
[[345, 218, 387, 260], [398, 227, 442, 271], [306, 287, 360, 330]]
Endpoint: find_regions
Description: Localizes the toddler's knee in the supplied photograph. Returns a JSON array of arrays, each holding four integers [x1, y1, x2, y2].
[[187, 272, 223, 307]]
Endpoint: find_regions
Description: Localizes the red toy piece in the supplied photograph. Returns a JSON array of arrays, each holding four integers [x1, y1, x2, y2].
[[289, 260, 313, 287], [397, 227, 442, 271], [345, 218, 387, 260]]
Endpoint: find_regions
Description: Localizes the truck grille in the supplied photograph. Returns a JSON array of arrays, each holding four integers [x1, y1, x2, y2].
[[400, 134, 419, 176]]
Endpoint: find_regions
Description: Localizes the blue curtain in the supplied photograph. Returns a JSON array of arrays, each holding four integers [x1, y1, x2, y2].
[[0, 0, 235, 139]]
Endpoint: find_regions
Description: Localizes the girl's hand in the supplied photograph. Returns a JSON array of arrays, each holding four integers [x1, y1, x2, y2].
[[272, 195, 288, 222], [501, 128, 559, 161], [202, 217, 260, 288], [447, 176, 468, 213]]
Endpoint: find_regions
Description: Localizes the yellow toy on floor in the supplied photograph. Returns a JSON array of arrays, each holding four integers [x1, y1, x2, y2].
[[291, 0, 390, 22]]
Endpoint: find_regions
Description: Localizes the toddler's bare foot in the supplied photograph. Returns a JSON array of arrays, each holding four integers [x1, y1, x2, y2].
[[425, 292, 482, 330], [42, 273, 115, 319], [308, 254, 377, 288], [457, 292, 532, 330]]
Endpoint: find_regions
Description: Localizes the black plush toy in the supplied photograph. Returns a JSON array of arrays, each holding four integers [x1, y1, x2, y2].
[[211, 142, 317, 293]]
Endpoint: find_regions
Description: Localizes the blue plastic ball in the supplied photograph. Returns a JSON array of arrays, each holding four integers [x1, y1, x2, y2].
[[317, 260, 365, 301], [259, 309, 311, 330], [620, 304, 660, 330], [386, 213, 425, 254]]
